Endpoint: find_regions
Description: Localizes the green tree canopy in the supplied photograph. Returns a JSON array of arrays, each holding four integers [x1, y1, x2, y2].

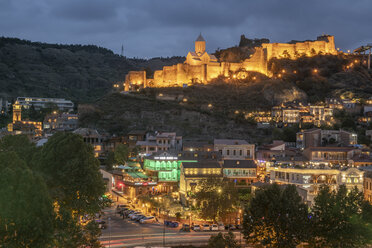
[[193, 178, 239, 222], [0, 134, 37, 162], [114, 144, 129, 165], [242, 184, 309, 248], [0, 152, 55, 248], [38, 132, 105, 215], [310, 185, 372, 247], [208, 231, 240, 248]]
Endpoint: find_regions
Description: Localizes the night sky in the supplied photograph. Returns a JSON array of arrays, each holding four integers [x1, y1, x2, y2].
[[1, 0, 371, 58]]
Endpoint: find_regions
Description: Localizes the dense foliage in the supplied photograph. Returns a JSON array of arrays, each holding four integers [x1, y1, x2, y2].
[[208, 231, 240, 248], [243, 184, 372, 248], [0, 37, 184, 103], [309, 185, 372, 247], [243, 184, 309, 248], [0, 134, 106, 247], [192, 178, 239, 222]]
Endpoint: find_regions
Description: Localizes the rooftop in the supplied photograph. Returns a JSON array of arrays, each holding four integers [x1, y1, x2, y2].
[[182, 161, 221, 169], [196, 33, 205, 42], [214, 139, 249, 146], [223, 160, 257, 169], [306, 147, 356, 152]]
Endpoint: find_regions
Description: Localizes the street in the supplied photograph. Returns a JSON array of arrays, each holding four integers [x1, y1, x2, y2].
[[99, 207, 246, 248]]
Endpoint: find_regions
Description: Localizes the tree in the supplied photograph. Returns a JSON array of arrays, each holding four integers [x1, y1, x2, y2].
[[310, 185, 372, 247], [114, 144, 129, 165], [38, 132, 105, 215], [208, 231, 240, 248], [0, 134, 37, 162], [242, 184, 310, 248], [193, 178, 238, 222], [0, 152, 55, 248], [37, 132, 106, 247], [105, 150, 115, 171]]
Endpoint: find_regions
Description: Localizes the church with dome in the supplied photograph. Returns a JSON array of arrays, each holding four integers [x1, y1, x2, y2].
[[124, 33, 337, 90], [185, 34, 218, 66]]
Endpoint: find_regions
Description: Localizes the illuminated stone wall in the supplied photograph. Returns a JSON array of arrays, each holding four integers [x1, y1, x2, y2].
[[124, 71, 146, 90], [124, 35, 337, 89]]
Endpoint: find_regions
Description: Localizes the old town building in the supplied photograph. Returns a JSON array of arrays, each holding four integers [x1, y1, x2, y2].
[[214, 139, 255, 160]]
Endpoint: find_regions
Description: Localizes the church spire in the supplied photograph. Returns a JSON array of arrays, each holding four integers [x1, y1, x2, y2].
[[195, 33, 206, 54], [196, 33, 205, 42]]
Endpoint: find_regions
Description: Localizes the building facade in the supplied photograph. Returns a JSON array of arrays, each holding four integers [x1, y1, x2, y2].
[[16, 97, 74, 111], [222, 160, 258, 186], [214, 139, 255, 160]]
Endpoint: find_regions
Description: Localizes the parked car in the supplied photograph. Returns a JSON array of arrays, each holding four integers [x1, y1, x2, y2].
[[164, 221, 179, 228], [226, 224, 236, 230], [211, 224, 218, 231], [132, 214, 145, 221], [128, 211, 141, 218], [181, 224, 191, 232], [202, 224, 210, 231], [140, 216, 157, 224], [218, 223, 225, 231], [192, 224, 201, 231]]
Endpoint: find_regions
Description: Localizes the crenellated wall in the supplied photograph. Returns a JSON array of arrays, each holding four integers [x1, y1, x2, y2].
[[124, 35, 337, 90]]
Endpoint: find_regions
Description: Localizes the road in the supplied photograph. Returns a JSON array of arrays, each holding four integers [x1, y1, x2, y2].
[[99, 207, 246, 248]]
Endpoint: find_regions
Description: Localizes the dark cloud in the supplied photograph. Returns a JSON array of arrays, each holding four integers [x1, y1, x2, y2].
[[0, 0, 371, 58]]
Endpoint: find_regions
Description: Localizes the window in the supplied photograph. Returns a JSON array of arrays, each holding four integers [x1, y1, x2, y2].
[[219, 150, 222, 155], [239, 150, 242, 156], [233, 150, 236, 156], [227, 150, 230, 156], [247, 150, 250, 157]]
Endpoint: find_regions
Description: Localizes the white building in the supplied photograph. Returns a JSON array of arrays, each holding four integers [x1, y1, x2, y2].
[[214, 139, 255, 160], [137, 132, 182, 156], [16, 97, 74, 111], [270, 166, 364, 205]]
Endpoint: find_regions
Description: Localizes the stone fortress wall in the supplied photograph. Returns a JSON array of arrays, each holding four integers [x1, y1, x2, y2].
[[124, 35, 337, 90]]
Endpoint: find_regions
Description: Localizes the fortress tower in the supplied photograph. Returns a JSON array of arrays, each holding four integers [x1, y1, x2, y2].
[[12, 101, 21, 123], [195, 33, 206, 54]]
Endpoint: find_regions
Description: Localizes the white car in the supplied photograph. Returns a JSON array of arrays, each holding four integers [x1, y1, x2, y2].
[[218, 223, 225, 231], [131, 214, 145, 220], [211, 224, 218, 231], [128, 211, 141, 218], [192, 224, 201, 231], [202, 224, 210, 231], [140, 216, 156, 224]]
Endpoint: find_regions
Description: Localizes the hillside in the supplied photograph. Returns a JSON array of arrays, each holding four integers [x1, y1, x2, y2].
[[0, 37, 184, 103], [78, 92, 272, 143]]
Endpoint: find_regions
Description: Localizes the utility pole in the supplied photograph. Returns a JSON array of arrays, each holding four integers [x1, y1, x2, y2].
[[121, 44, 124, 57], [108, 217, 111, 248], [163, 219, 165, 247]]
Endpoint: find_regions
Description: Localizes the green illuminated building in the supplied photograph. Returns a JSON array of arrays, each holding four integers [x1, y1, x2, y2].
[[143, 152, 197, 182]]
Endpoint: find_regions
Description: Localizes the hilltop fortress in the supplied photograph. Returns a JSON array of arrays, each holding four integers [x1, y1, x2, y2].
[[124, 34, 337, 90]]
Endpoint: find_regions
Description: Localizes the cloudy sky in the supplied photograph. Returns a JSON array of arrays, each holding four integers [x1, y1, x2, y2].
[[1, 0, 371, 58]]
